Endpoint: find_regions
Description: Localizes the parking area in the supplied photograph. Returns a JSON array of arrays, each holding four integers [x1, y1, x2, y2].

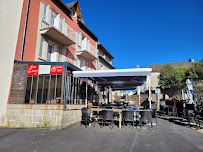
[[0, 118, 203, 152]]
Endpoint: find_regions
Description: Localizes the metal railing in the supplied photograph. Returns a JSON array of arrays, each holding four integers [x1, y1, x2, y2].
[[91, 45, 97, 57], [80, 40, 97, 57], [105, 56, 112, 63], [41, 13, 76, 42], [98, 50, 112, 64]]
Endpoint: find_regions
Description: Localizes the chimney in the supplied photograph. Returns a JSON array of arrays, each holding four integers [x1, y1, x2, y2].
[[136, 65, 140, 68], [80, 18, 85, 24], [188, 59, 194, 63]]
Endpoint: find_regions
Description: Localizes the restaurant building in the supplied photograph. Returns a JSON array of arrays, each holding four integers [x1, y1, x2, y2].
[[0, 0, 114, 128]]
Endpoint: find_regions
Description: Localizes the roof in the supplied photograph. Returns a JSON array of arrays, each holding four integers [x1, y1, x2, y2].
[[66, 1, 78, 8], [147, 61, 195, 72], [66, 1, 82, 19], [73, 68, 152, 90], [78, 19, 99, 42], [73, 68, 152, 77], [58, 0, 73, 13], [98, 43, 114, 59]]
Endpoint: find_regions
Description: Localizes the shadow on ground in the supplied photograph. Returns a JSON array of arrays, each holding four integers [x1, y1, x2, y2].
[[158, 116, 202, 130]]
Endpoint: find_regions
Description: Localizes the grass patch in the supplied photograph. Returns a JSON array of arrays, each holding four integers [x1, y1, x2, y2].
[[36, 122, 51, 129]]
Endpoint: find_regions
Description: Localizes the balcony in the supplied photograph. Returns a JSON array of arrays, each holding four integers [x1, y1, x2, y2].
[[98, 51, 113, 68], [40, 13, 76, 46], [76, 40, 97, 61]]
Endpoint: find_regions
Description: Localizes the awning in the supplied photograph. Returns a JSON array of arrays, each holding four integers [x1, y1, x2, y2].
[[73, 68, 152, 90], [14, 60, 81, 72]]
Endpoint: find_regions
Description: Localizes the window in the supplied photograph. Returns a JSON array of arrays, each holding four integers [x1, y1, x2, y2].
[[77, 31, 82, 47], [86, 61, 90, 70], [39, 37, 47, 60], [80, 59, 86, 70], [51, 9, 60, 29], [101, 64, 103, 70], [58, 47, 63, 62], [24, 74, 62, 104], [99, 50, 104, 56], [39, 38, 59, 62], [44, 2, 49, 22], [106, 56, 111, 62], [61, 16, 67, 34], [25, 75, 38, 104], [47, 44, 52, 61], [81, 35, 86, 50], [39, 37, 43, 58]]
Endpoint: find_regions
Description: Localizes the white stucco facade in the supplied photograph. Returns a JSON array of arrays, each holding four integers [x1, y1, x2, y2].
[[151, 72, 160, 90], [0, 0, 24, 125]]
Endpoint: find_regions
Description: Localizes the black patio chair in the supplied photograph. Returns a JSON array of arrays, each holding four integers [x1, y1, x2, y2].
[[100, 110, 114, 129], [195, 112, 203, 129], [152, 109, 158, 126], [185, 104, 195, 127], [122, 111, 135, 129], [80, 108, 96, 128], [140, 111, 153, 130], [159, 101, 167, 116]]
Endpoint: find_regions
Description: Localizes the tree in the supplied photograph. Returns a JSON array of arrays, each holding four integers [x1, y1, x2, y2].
[[185, 59, 203, 80], [158, 59, 203, 98], [158, 65, 187, 97]]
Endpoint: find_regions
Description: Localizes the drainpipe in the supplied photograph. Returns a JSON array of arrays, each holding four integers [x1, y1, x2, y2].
[[63, 66, 67, 108], [20, 0, 30, 60]]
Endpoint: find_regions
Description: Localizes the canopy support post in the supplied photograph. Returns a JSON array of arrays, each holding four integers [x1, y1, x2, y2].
[[148, 76, 152, 109], [85, 77, 88, 108], [138, 86, 141, 106]]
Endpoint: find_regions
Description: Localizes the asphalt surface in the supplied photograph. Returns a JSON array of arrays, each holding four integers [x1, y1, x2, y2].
[[0, 118, 203, 152]]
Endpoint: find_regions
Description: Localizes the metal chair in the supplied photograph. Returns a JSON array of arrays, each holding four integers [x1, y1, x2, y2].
[[81, 108, 95, 128], [185, 104, 195, 127], [195, 112, 203, 129], [122, 110, 135, 129], [140, 111, 153, 130], [160, 101, 167, 116], [101, 110, 114, 129], [152, 109, 158, 126]]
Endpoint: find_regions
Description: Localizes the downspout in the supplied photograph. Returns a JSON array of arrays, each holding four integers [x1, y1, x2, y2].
[[63, 65, 68, 108], [20, 0, 30, 60]]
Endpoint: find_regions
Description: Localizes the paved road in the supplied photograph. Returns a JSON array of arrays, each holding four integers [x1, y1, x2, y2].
[[0, 118, 202, 152]]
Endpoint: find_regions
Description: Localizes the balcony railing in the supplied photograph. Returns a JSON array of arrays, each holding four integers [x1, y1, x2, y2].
[[91, 45, 97, 57], [80, 40, 97, 56], [76, 40, 97, 61], [41, 13, 76, 43], [105, 56, 111, 63], [98, 50, 112, 65]]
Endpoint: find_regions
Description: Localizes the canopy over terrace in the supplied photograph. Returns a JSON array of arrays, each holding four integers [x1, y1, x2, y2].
[[73, 68, 152, 108]]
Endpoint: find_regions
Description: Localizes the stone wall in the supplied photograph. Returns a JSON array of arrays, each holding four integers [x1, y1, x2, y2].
[[2, 104, 85, 128], [127, 94, 148, 105]]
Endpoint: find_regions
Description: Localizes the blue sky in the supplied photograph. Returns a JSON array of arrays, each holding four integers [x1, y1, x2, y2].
[[65, 0, 203, 69]]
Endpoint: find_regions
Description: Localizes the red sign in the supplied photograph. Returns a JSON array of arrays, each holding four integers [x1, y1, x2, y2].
[[27, 64, 39, 75], [50, 65, 63, 74]]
